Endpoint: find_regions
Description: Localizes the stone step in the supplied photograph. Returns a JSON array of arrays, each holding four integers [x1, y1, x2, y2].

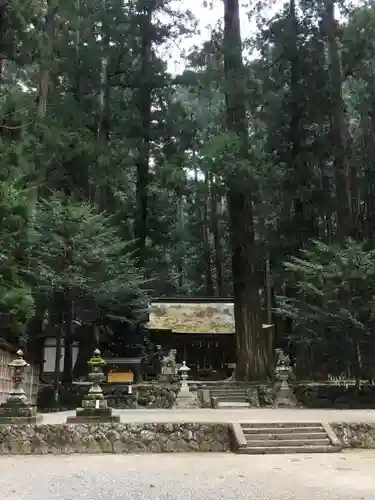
[[217, 397, 247, 400], [218, 402, 249, 408], [235, 421, 342, 455], [210, 388, 247, 394], [201, 382, 254, 387], [244, 432, 327, 440], [211, 394, 248, 399], [210, 390, 247, 394], [212, 392, 247, 396], [210, 386, 249, 390], [213, 394, 247, 401], [210, 389, 247, 394], [242, 426, 324, 434], [244, 438, 331, 447], [217, 401, 248, 405], [238, 445, 341, 455], [241, 422, 323, 429], [209, 390, 249, 394]]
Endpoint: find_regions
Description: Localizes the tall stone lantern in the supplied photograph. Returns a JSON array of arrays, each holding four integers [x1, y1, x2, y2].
[[273, 349, 297, 408], [67, 349, 120, 423], [175, 361, 198, 409], [0, 350, 42, 424]]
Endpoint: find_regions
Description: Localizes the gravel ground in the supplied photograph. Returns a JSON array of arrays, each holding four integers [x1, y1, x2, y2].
[[1, 451, 375, 500]]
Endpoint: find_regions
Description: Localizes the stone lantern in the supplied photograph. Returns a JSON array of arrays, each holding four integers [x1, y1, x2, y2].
[[0, 350, 42, 424], [175, 361, 198, 409], [67, 349, 120, 423], [273, 349, 297, 408]]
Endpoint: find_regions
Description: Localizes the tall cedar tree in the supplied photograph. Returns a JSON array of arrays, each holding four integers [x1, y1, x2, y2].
[[223, 0, 269, 380]]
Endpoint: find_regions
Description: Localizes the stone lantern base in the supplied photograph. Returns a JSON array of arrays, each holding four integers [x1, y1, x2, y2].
[[273, 367, 297, 409], [66, 393, 120, 424], [175, 361, 198, 409], [274, 380, 297, 408], [0, 400, 43, 425], [67, 349, 120, 424], [175, 387, 198, 409]]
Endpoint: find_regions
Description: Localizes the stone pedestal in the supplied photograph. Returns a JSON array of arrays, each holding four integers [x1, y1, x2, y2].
[[175, 361, 198, 409], [67, 350, 120, 424], [274, 366, 297, 408], [0, 350, 42, 425], [0, 401, 42, 425]]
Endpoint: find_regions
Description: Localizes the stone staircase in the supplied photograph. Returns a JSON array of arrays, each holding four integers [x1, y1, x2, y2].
[[207, 384, 250, 408], [232, 422, 342, 454]]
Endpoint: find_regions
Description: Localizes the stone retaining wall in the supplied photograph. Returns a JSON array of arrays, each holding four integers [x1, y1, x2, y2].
[[38, 383, 180, 411], [295, 385, 375, 409], [136, 384, 179, 408], [197, 384, 375, 409], [331, 423, 375, 448], [2, 421, 375, 454], [0, 423, 231, 454], [38, 382, 375, 411]]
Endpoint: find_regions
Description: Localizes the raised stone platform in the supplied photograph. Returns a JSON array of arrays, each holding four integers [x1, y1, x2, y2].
[[41, 407, 375, 424], [0, 420, 374, 454], [0, 402, 42, 425], [66, 407, 120, 424], [0, 422, 230, 454], [0, 408, 374, 454]]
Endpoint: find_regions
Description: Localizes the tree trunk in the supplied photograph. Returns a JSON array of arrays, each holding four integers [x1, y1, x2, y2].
[[211, 176, 224, 296], [53, 309, 63, 403], [264, 251, 272, 325], [36, 0, 57, 119], [176, 188, 185, 291], [288, 0, 306, 244], [223, 0, 268, 380], [323, 0, 351, 239], [202, 174, 215, 296], [62, 298, 73, 383], [0, 0, 6, 79], [362, 97, 375, 244], [134, 3, 153, 268], [26, 297, 48, 381], [93, 0, 110, 209], [73, 325, 95, 379]]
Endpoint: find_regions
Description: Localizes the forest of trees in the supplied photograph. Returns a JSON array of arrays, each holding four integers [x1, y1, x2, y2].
[[2, 0, 375, 382]]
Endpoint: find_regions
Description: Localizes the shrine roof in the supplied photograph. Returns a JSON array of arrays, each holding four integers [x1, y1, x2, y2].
[[148, 300, 273, 334]]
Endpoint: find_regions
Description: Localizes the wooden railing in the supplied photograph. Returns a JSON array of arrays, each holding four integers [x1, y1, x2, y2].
[[0, 340, 39, 404]]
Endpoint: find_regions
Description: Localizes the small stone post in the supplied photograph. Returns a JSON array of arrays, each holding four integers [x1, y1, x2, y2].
[[0, 350, 42, 424], [67, 349, 120, 423], [175, 361, 198, 409]]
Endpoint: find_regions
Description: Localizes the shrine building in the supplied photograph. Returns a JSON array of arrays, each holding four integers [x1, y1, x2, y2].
[[147, 297, 273, 380]]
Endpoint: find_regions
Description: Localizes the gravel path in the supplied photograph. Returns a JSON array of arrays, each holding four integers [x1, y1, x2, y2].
[[1, 451, 375, 500], [42, 407, 375, 424]]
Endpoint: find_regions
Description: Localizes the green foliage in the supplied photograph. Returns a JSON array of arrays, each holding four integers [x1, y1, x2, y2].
[[276, 240, 375, 369], [0, 184, 34, 337], [27, 196, 148, 325], [2, 0, 375, 378]]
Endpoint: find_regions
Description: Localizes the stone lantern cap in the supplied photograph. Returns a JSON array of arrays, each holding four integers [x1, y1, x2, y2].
[[178, 361, 190, 373], [8, 350, 29, 369], [88, 349, 106, 368]]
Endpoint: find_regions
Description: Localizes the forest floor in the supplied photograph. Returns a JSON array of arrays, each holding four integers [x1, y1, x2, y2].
[[41, 407, 375, 424], [1, 451, 375, 499]]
